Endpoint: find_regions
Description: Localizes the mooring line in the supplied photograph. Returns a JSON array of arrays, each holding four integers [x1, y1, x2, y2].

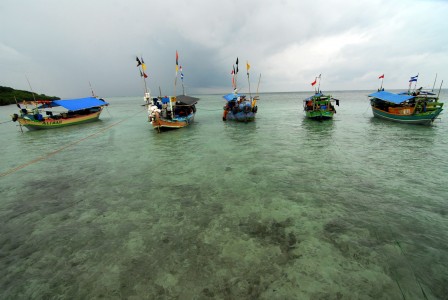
[[1, 109, 144, 178]]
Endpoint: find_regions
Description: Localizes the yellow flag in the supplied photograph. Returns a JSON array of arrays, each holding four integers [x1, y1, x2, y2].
[[246, 61, 250, 71], [142, 63, 146, 71]]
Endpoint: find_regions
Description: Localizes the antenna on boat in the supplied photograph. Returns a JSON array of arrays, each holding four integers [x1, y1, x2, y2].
[[159, 86, 162, 98], [431, 73, 438, 92]]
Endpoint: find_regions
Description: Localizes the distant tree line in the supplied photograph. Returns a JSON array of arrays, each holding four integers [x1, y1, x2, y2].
[[0, 86, 59, 106]]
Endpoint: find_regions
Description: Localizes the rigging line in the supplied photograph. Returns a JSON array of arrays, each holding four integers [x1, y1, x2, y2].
[[0, 120, 12, 125], [0, 108, 145, 178], [197, 108, 223, 111]]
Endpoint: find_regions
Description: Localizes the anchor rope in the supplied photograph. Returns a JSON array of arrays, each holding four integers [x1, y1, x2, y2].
[[0, 108, 144, 178]]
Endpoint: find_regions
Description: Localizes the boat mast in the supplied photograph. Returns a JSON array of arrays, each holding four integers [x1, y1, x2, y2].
[[136, 56, 150, 104], [437, 80, 444, 99], [25, 74, 37, 107], [413, 73, 419, 92], [172, 50, 179, 118], [246, 61, 252, 100], [379, 74, 384, 91], [317, 74, 322, 93], [432, 73, 438, 92], [235, 57, 239, 92], [89, 81, 97, 97], [174, 50, 178, 97], [180, 65, 185, 95], [256, 73, 262, 96]]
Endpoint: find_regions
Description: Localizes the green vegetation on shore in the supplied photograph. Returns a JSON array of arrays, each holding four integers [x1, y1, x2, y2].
[[0, 86, 59, 106]]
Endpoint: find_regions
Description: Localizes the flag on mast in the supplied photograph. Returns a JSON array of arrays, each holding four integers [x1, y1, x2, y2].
[[175, 50, 179, 75], [180, 65, 184, 80], [235, 57, 239, 74], [378, 74, 384, 79], [136, 56, 142, 67], [141, 57, 146, 71], [311, 78, 317, 86], [246, 61, 250, 74], [140, 70, 148, 78]]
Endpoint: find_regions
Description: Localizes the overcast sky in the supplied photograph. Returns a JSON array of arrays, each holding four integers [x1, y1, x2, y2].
[[1, 0, 447, 98]]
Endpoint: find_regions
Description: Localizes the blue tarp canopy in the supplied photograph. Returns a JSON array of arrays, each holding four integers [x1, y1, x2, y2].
[[47, 97, 108, 111], [223, 93, 241, 101], [161, 97, 170, 104], [368, 91, 414, 104], [305, 93, 323, 101]]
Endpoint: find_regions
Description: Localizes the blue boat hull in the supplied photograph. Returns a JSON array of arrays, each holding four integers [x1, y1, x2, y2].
[[225, 111, 256, 122]]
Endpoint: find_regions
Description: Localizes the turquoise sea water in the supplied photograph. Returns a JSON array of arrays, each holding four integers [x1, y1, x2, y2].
[[1, 91, 447, 299]]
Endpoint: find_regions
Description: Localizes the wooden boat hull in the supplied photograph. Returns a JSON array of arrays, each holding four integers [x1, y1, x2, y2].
[[371, 106, 443, 125], [17, 110, 103, 130], [305, 110, 334, 120], [151, 113, 195, 130], [303, 93, 338, 120]]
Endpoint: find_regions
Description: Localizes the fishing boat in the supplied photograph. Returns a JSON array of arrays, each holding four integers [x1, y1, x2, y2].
[[136, 52, 199, 132], [303, 75, 339, 120], [11, 97, 109, 131], [222, 92, 258, 122], [368, 74, 444, 125], [222, 57, 260, 122], [145, 94, 199, 130]]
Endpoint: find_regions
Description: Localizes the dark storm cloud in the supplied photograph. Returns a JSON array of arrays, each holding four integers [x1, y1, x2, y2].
[[1, 0, 447, 98]]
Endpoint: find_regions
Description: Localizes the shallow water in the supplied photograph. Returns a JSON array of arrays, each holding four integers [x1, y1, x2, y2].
[[1, 91, 447, 299]]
